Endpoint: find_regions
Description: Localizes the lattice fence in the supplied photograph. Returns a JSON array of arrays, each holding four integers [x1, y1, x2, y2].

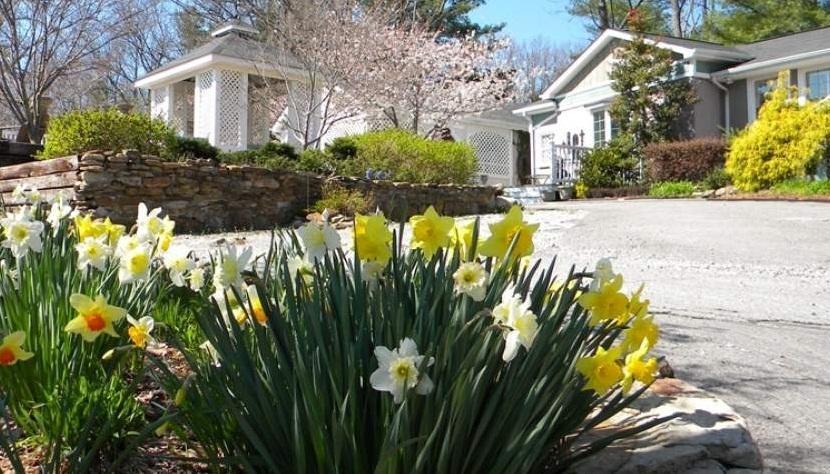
[[150, 87, 168, 121], [469, 130, 511, 179], [194, 71, 215, 141], [217, 70, 244, 150]]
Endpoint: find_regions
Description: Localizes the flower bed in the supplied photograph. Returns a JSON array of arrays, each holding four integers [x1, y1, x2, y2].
[[0, 185, 670, 472]]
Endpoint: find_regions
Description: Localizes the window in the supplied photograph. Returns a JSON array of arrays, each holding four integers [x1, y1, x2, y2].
[[610, 117, 621, 139], [807, 69, 830, 100], [593, 111, 606, 145], [754, 77, 776, 114]]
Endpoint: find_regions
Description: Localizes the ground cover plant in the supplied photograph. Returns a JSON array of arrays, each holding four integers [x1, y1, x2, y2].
[[769, 179, 830, 196], [648, 181, 696, 198]]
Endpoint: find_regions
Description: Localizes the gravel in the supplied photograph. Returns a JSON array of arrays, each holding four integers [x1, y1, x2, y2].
[[176, 199, 830, 473]]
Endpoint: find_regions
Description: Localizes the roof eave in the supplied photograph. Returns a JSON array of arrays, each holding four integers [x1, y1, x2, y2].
[[512, 100, 558, 116], [134, 54, 307, 89], [722, 48, 830, 77]]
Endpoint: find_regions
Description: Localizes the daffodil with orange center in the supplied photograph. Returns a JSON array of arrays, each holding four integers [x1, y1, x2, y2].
[[354, 213, 392, 265], [65, 294, 127, 342], [409, 206, 454, 259], [246, 285, 268, 325], [578, 275, 629, 326], [478, 205, 539, 260], [575, 346, 623, 395], [0, 331, 34, 366]]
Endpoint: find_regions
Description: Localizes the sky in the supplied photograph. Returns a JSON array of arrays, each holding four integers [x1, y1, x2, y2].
[[468, 0, 593, 45]]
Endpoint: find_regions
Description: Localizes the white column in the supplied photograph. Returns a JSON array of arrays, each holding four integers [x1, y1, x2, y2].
[[150, 85, 173, 123], [194, 70, 217, 145], [214, 69, 248, 151]]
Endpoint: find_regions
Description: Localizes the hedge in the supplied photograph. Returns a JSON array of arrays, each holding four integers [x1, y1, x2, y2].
[[643, 138, 726, 182]]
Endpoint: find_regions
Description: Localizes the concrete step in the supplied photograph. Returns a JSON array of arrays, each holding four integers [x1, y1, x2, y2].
[[503, 185, 573, 205]]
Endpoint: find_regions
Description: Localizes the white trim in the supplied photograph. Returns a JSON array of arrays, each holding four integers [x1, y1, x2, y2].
[[539, 29, 749, 100], [724, 48, 830, 76], [134, 54, 307, 89], [211, 24, 258, 38], [512, 101, 557, 116], [456, 116, 526, 131]]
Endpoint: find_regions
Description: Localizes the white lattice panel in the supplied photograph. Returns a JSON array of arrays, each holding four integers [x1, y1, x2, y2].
[[320, 116, 367, 147], [217, 70, 245, 149], [469, 130, 511, 178], [171, 81, 194, 136], [194, 70, 215, 141], [247, 80, 271, 147], [150, 87, 169, 121]]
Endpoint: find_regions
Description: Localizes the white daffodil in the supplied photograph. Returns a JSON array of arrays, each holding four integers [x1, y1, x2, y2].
[[163, 248, 195, 287], [46, 192, 73, 231], [189, 267, 205, 292], [370, 338, 434, 404], [286, 255, 314, 285], [452, 261, 489, 301], [214, 289, 248, 326], [136, 203, 164, 242], [76, 236, 112, 271], [213, 245, 253, 293], [0, 209, 44, 258], [118, 243, 153, 284], [115, 234, 142, 258], [590, 257, 616, 291], [297, 221, 341, 263], [361, 260, 385, 283], [492, 287, 539, 362], [126, 315, 156, 349], [12, 185, 41, 205]]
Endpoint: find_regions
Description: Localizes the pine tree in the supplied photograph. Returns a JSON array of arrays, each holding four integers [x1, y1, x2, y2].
[[608, 10, 697, 148]]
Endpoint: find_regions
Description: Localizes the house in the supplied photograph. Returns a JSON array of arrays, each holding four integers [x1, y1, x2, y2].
[[513, 26, 830, 184], [136, 24, 529, 186]]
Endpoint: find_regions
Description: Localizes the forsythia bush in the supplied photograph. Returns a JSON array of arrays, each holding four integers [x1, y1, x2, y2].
[[726, 73, 830, 191], [0, 187, 669, 471]]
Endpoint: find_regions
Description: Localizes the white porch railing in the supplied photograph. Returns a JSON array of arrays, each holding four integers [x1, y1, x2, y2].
[[550, 144, 590, 184]]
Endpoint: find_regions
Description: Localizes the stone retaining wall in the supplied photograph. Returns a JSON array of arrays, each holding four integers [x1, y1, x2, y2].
[[0, 150, 498, 233]]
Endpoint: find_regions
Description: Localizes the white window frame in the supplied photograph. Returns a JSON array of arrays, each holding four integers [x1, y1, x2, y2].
[[805, 67, 830, 101]]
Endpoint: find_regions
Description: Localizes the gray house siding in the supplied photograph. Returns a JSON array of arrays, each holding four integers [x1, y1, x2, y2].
[[727, 79, 749, 130], [691, 79, 724, 137]]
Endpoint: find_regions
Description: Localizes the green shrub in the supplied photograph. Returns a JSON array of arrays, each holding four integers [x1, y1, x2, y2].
[[218, 141, 299, 170], [648, 180, 696, 198], [579, 135, 640, 188], [726, 72, 830, 191], [311, 181, 370, 215], [298, 148, 337, 174], [40, 108, 175, 159], [644, 138, 726, 182], [166, 136, 219, 160], [326, 136, 358, 161], [702, 167, 731, 190], [769, 178, 830, 195], [348, 129, 477, 184]]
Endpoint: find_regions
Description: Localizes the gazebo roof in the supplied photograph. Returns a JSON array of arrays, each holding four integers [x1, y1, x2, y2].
[[135, 24, 305, 89]]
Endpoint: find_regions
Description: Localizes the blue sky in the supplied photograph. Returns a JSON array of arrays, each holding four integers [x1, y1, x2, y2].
[[469, 0, 592, 45]]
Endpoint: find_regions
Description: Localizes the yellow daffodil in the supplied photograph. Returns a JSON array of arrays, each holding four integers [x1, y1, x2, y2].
[[578, 275, 629, 326], [478, 205, 539, 260], [157, 232, 174, 253], [409, 206, 454, 259], [627, 284, 649, 319], [65, 294, 127, 342], [246, 285, 268, 325], [0, 331, 34, 366], [621, 339, 658, 394], [623, 313, 660, 352], [450, 219, 475, 258], [576, 346, 623, 395], [354, 213, 392, 265], [74, 214, 107, 241], [127, 315, 156, 349], [102, 218, 125, 246]]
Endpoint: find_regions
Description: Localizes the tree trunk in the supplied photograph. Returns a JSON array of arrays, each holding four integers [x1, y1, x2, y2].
[[598, 0, 611, 30], [670, 0, 683, 37]]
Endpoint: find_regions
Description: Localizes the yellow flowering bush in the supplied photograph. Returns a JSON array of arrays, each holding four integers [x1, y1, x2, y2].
[[726, 72, 830, 191], [170, 204, 669, 473]]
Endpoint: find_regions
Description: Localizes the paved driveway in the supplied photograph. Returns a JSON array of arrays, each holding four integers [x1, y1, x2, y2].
[[526, 199, 830, 474]]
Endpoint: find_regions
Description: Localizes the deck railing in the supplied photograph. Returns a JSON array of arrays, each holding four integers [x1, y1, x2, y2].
[[550, 144, 590, 184]]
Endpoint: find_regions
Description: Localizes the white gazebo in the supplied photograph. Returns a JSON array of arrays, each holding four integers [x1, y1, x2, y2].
[[134, 24, 307, 152]]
